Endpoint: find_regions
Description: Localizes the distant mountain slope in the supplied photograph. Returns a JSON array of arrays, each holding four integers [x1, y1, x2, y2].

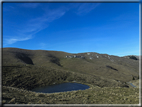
[[2, 48, 139, 90]]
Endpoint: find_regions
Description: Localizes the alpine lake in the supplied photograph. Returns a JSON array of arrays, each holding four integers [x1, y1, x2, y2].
[[31, 82, 90, 93]]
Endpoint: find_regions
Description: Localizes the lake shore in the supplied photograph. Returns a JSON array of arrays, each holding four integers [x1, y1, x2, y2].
[[2, 84, 139, 104]]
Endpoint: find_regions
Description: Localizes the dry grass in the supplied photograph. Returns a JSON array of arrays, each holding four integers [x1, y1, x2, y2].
[[2, 48, 140, 104], [2, 85, 139, 104]]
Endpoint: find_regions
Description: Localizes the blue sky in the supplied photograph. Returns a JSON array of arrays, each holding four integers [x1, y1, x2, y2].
[[3, 3, 139, 56]]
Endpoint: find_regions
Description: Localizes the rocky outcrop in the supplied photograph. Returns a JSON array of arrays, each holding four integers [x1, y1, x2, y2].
[[66, 55, 85, 59]]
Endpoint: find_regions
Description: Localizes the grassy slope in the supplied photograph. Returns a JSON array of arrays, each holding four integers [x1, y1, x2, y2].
[[2, 48, 140, 104], [3, 48, 139, 82], [2, 85, 139, 104]]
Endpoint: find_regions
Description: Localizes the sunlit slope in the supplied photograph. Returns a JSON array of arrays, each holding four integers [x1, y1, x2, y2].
[[60, 53, 139, 82], [3, 48, 139, 83], [3, 48, 71, 68]]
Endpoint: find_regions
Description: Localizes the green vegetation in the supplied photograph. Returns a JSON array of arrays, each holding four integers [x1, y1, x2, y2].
[[2, 48, 140, 104], [2, 65, 127, 90], [129, 56, 138, 60], [2, 85, 139, 104]]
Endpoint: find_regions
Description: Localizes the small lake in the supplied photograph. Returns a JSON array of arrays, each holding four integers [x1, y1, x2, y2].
[[31, 82, 90, 93]]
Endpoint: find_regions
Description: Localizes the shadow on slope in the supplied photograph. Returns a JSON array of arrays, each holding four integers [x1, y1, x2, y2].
[[48, 54, 62, 67], [16, 53, 34, 65]]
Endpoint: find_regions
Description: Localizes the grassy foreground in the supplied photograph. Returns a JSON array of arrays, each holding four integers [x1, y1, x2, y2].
[[2, 85, 139, 104], [2, 65, 140, 105]]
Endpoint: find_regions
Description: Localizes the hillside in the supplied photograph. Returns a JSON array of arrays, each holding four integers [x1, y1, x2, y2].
[[2, 48, 140, 104], [3, 48, 139, 82]]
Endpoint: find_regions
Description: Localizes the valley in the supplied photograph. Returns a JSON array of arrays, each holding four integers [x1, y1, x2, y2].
[[2, 48, 140, 104]]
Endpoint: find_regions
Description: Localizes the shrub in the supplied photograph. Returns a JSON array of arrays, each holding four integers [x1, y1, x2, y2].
[[129, 56, 138, 60]]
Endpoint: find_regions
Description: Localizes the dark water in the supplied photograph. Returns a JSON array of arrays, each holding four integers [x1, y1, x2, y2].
[[31, 82, 90, 93]]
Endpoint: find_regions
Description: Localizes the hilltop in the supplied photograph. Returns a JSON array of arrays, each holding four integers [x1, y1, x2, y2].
[[2, 48, 140, 104]]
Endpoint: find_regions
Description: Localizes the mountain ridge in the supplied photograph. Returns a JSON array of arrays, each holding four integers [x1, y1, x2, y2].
[[2, 47, 140, 57]]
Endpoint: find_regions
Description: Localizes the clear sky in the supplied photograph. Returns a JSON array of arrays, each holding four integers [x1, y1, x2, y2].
[[3, 3, 139, 56]]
